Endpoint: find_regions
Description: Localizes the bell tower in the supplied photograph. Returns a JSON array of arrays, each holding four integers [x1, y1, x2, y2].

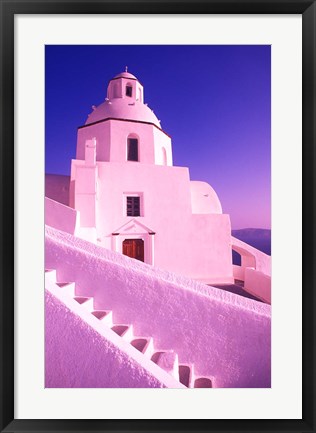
[[75, 69, 173, 167], [106, 67, 144, 103]]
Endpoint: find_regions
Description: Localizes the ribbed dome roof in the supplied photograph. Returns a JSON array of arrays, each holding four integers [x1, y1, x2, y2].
[[85, 98, 161, 127]]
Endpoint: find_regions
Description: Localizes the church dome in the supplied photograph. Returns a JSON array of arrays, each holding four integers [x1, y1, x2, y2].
[[85, 70, 161, 128], [190, 181, 222, 214], [85, 98, 161, 127], [113, 71, 137, 80]]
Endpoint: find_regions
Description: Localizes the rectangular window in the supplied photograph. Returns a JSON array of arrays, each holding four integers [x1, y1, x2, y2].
[[126, 196, 140, 217], [126, 86, 132, 97], [127, 138, 138, 161]]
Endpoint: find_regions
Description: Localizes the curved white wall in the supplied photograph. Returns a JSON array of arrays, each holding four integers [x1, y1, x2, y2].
[[190, 181, 222, 214], [45, 225, 271, 388]]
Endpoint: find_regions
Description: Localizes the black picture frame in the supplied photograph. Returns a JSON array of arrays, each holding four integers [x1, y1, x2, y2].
[[0, 1, 315, 432]]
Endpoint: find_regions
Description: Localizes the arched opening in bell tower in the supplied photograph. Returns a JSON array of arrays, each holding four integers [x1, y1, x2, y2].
[[126, 83, 133, 97], [127, 134, 139, 161]]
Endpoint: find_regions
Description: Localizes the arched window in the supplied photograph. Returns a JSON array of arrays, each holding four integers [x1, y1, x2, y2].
[[194, 378, 212, 388], [127, 136, 139, 161], [126, 84, 133, 97]]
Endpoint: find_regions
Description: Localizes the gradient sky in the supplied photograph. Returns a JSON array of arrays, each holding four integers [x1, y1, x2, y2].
[[45, 45, 271, 229]]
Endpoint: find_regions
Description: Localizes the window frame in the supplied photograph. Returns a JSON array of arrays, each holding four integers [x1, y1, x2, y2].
[[124, 193, 143, 217], [126, 85, 133, 97], [127, 137, 139, 162], [126, 196, 140, 217]]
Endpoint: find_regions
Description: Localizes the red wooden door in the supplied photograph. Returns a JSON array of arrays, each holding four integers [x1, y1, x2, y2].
[[122, 239, 144, 262]]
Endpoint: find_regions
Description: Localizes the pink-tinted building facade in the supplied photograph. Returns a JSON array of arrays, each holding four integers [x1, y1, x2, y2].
[[69, 71, 233, 284], [45, 70, 271, 388]]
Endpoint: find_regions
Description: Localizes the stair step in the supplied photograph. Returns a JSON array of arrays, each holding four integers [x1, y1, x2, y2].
[[143, 337, 154, 357], [53, 282, 76, 297], [131, 337, 154, 357], [45, 269, 57, 284], [112, 324, 134, 341], [91, 310, 113, 326], [179, 364, 193, 388], [194, 377, 213, 388], [45, 271, 214, 388], [73, 296, 94, 312], [151, 351, 179, 381]]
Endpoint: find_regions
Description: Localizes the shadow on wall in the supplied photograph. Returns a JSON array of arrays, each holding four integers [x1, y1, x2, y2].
[[45, 174, 70, 206]]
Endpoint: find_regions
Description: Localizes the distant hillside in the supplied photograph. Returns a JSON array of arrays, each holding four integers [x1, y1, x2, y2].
[[233, 228, 271, 239], [232, 228, 271, 265]]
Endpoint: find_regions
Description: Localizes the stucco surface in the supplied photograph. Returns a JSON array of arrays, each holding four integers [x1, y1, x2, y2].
[[85, 99, 161, 127], [45, 70, 271, 388], [45, 290, 171, 388], [76, 119, 171, 165], [45, 197, 79, 235], [70, 160, 233, 283], [244, 268, 271, 304], [45, 174, 70, 205], [190, 181, 222, 214], [46, 225, 271, 388], [85, 70, 160, 128], [114, 71, 137, 79], [232, 236, 271, 275], [66, 71, 236, 283]]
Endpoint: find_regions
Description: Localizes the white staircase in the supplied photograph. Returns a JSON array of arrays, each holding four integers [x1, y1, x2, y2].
[[45, 269, 214, 388]]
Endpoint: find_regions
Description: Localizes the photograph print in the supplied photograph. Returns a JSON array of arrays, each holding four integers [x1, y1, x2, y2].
[[45, 45, 271, 388]]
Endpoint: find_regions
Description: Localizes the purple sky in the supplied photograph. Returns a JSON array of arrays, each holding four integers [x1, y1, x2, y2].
[[45, 45, 271, 229]]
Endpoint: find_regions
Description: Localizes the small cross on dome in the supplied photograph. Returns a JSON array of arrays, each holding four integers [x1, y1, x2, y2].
[[125, 66, 128, 72]]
